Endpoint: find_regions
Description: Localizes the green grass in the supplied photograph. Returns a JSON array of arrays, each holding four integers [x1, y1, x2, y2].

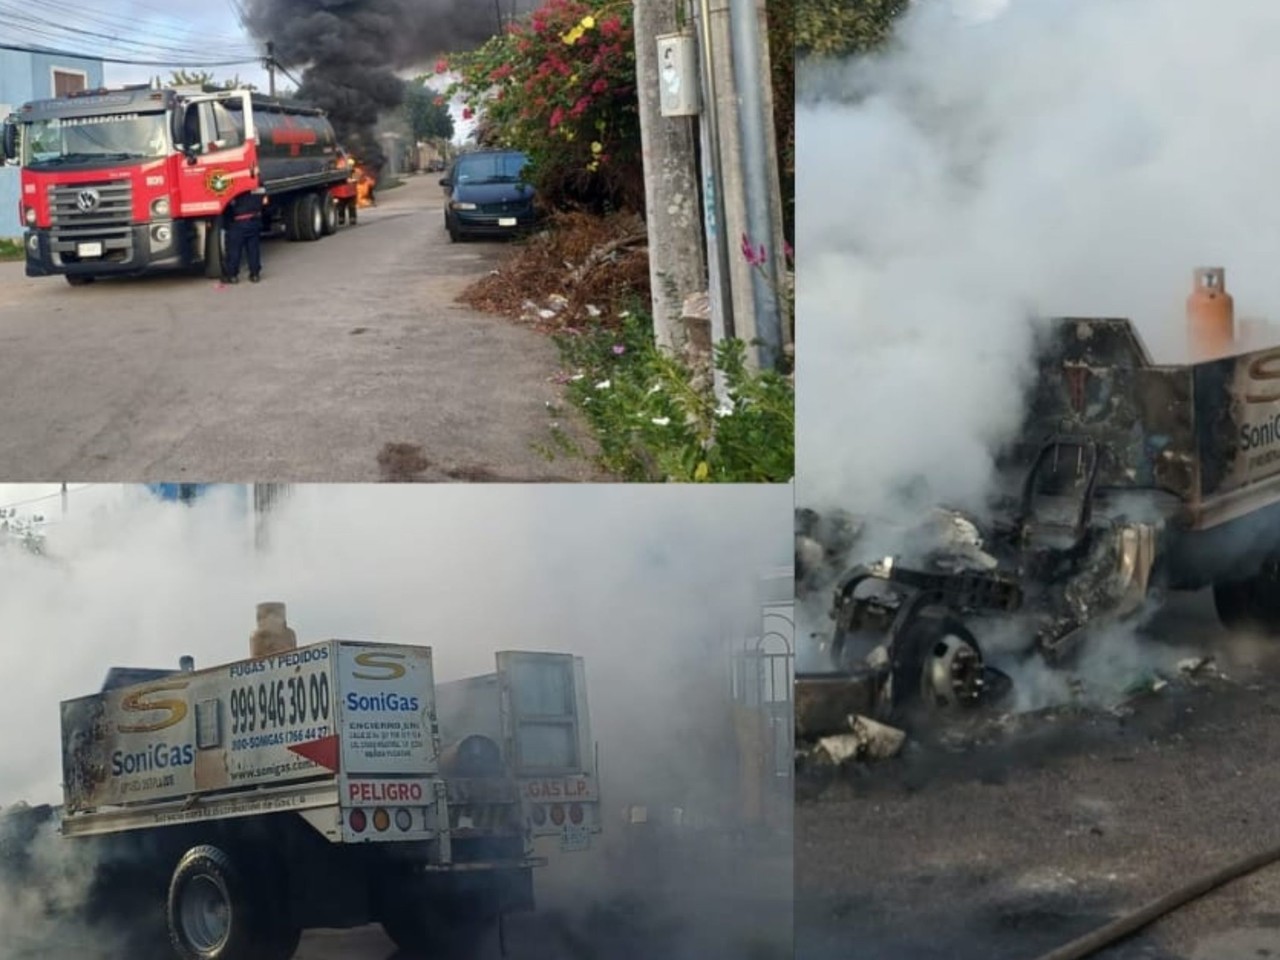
[[0, 238, 24, 261]]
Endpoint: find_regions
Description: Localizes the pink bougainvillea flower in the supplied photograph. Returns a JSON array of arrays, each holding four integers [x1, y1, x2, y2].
[[611, 344, 626, 356], [591, 78, 608, 94], [462, 106, 474, 120], [549, 105, 565, 129], [434, 58, 449, 74], [740, 233, 767, 267]]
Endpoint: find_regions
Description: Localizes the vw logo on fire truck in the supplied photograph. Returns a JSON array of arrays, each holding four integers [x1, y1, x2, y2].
[[75, 188, 100, 212]]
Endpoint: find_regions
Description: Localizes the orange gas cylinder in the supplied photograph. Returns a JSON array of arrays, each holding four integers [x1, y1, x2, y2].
[[1186, 266, 1235, 358]]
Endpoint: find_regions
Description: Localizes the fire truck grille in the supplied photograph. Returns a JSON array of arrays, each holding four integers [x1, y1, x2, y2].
[[47, 181, 134, 262]]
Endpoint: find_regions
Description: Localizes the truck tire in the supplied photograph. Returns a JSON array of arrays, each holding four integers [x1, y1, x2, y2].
[[297, 194, 323, 242], [203, 218, 225, 279], [320, 194, 338, 236], [167, 844, 297, 960], [887, 612, 987, 727], [1214, 571, 1280, 632], [284, 200, 302, 242]]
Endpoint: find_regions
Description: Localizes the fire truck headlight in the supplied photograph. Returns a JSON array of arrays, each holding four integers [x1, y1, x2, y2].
[[23, 207, 36, 226], [150, 198, 171, 218]]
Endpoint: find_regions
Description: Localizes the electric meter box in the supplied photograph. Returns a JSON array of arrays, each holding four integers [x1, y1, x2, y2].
[[656, 33, 700, 117]]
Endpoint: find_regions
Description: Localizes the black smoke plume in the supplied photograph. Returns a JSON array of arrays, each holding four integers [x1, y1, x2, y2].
[[243, 0, 539, 168]]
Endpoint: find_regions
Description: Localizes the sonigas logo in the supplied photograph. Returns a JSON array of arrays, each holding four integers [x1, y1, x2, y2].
[[1245, 350, 1280, 404], [117, 681, 190, 733], [352, 651, 407, 681]]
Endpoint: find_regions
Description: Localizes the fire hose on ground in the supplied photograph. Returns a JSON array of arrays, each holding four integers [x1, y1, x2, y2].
[[1029, 840, 1280, 960]]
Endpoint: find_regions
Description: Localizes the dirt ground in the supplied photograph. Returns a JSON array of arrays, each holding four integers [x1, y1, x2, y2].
[[797, 588, 1280, 960]]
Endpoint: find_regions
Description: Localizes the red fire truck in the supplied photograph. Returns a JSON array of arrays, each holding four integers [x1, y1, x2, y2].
[[1, 84, 353, 286]]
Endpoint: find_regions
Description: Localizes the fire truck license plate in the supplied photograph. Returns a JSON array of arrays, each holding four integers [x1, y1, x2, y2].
[[560, 823, 590, 852], [77, 242, 103, 257], [498, 217, 517, 227]]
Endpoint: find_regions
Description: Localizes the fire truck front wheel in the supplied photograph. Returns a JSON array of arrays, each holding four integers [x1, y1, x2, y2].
[[167, 844, 299, 960]]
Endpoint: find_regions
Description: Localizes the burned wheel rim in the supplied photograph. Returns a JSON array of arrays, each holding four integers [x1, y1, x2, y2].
[[179, 875, 231, 952], [921, 632, 985, 710]]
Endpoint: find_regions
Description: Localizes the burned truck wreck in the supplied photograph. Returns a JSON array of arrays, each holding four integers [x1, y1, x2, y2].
[[800, 270, 1280, 726]]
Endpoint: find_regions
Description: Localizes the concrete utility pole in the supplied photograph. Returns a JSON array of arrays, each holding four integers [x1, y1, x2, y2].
[[698, 0, 787, 372], [266, 41, 277, 97], [632, 2, 708, 352]]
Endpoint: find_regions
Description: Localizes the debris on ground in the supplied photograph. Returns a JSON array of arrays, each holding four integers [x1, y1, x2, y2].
[[1178, 656, 1216, 677], [806, 715, 907, 768], [459, 212, 652, 330]]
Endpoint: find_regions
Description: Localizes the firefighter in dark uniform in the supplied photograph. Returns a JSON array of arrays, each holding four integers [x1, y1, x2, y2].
[[222, 187, 267, 284]]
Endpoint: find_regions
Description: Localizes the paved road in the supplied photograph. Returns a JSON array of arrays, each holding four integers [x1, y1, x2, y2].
[[798, 589, 1280, 960], [5, 833, 791, 960], [0, 176, 599, 482]]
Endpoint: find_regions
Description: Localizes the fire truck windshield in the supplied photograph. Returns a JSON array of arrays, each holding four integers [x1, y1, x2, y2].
[[23, 112, 169, 167]]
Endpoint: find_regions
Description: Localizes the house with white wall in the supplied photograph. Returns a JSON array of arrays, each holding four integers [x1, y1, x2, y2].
[[0, 48, 105, 238]]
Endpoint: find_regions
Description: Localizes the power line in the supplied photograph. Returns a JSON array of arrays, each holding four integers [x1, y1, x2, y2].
[[0, 485, 93, 514], [15, 0, 259, 55], [0, 41, 261, 68]]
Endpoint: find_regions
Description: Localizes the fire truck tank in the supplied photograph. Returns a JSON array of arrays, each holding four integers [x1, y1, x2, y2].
[[227, 97, 340, 185]]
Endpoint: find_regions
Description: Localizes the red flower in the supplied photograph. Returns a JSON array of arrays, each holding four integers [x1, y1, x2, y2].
[[591, 78, 608, 94], [462, 106, 474, 120], [549, 106, 565, 129], [434, 58, 449, 74], [600, 16, 622, 37]]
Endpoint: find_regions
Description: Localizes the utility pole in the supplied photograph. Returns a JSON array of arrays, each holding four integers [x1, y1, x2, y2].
[[266, 41, 277, 97], [633, 1, 708, 352], [699, 0, 787, 372]]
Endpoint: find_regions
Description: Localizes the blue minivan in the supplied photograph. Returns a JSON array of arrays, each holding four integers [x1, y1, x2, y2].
[[440, 150, 540, 242]]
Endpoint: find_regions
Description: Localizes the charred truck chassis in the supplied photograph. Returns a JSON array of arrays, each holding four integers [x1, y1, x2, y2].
[[811, 316, 1280, 724]]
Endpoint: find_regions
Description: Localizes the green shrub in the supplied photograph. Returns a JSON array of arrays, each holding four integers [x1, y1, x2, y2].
[[542, 309, 793, 482]]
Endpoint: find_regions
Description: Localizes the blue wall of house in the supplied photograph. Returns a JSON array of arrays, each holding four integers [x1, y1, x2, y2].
[[0, 50, 105, 238]]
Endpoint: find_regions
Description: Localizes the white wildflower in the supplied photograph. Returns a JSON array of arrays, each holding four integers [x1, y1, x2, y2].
[[594, 379, 611, 390], [651, 416, 671, 427]]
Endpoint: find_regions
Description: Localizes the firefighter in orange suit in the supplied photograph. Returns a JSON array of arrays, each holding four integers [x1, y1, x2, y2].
[[222, 188, 267, 284]]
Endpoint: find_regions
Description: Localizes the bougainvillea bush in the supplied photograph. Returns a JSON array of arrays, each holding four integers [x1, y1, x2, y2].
[[438, 0, 642, 213]]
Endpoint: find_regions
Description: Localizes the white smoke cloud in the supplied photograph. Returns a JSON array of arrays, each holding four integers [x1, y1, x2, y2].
[[798, 0, 1280, 516]]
